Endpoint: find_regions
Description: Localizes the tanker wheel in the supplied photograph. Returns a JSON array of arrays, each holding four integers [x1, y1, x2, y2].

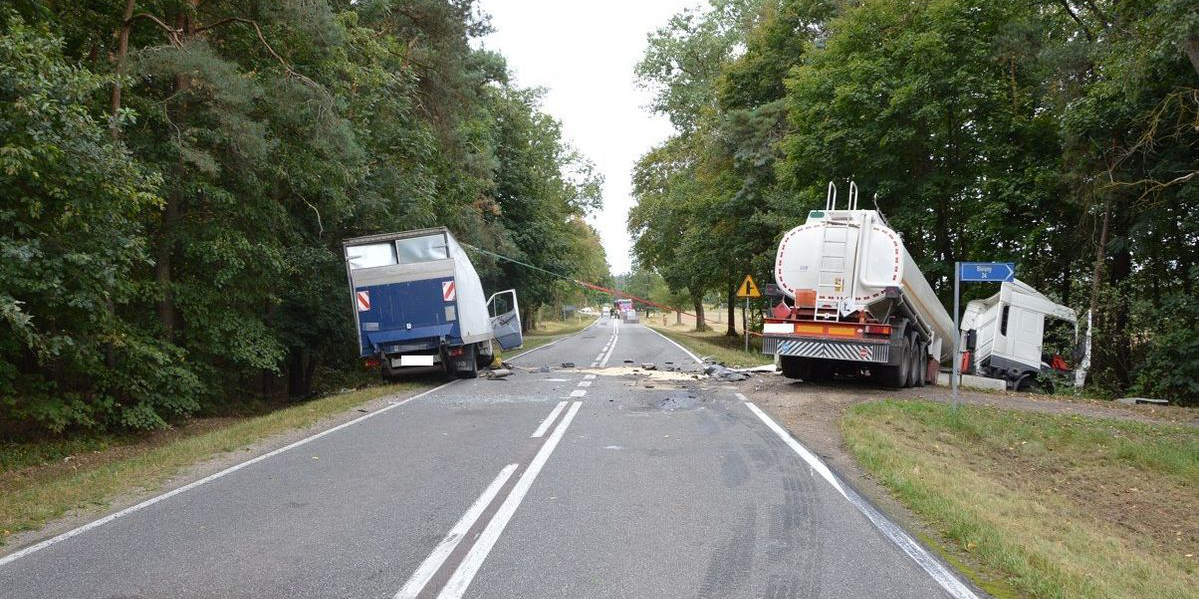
[[905, 334, 922, 388], [914, 341, 928, 387], [809, 361, 833, 382], [780, 356, 811, 380], [877, 342, 909, 388]]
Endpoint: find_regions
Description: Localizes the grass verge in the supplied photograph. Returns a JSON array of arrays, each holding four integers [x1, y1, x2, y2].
[[841, 399, 1199, 599], [647, 322, 767, 367], [1, 382, 424, 546]]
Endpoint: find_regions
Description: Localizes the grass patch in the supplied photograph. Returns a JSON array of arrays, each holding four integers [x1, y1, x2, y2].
[[841, 400, 1199, 599], [1, 382, 424, 545], [647, 322, 767, 367]]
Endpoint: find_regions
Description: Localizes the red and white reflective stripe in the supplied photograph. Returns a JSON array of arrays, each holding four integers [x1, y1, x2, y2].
[[442, 280, 456, 302], [356, 290, 371, 312]]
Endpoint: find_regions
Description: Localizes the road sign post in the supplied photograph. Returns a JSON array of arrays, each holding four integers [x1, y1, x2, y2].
[[953, 262, 1016, 408], [736, 275, 761, 353]]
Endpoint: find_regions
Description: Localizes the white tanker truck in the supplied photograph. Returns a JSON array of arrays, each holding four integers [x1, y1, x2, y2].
[[762, 183, 954, 387]]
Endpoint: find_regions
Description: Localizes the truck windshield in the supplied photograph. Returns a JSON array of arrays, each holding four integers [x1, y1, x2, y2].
[[396, 234, 449, 263], [346, 243, 397, 270]]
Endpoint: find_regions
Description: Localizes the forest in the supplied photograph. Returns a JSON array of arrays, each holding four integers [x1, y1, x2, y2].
[[0, 0, 609, 433], [627, 0, 1199, 404]]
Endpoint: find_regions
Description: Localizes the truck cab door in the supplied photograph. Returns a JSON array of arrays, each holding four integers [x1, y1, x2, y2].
[[487, 289, 523, 350]]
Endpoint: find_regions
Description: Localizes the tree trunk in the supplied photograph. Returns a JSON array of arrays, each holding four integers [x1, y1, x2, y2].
[[1086, 200, 1110, 332], [726, 284, 737, 336], [1183, 33, 1199, 78], [155, 194, 180, 340], [110, 0, 138, 138], [692, 298, 706, 332]]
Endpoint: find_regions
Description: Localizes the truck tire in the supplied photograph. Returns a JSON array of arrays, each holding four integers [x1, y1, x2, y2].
[[877, 337, 910, 388], [779, 356, 811, 380], [914, 341, 928, 387], [905, 334, 920, 388]]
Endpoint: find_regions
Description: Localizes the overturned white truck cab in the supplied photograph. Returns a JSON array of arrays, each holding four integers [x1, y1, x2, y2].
[[959, 279, 1089, 392]]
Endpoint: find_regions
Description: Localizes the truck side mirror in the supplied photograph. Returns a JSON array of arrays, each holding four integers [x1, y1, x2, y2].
[[764, 283, 784, 299]]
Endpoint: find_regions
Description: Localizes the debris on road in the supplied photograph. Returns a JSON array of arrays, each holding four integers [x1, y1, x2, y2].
[[641, 362, 657, 370], [703, 363, 751, 382], [486, 368, 512, 379], [561, 362, 576, 368]]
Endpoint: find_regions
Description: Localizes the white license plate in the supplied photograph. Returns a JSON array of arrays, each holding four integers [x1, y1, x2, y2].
[[398, 355, 435, 367]]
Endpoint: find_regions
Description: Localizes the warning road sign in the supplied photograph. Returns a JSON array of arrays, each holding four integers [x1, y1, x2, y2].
[[736, 274, 761, 298]]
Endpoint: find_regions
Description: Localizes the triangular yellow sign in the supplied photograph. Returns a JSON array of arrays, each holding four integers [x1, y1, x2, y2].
[[736, 274, 761, 298]]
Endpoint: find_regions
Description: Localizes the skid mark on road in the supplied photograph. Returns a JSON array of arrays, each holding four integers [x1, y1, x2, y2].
[[744, 401, 979, 599], [697, 506, 758, 598]]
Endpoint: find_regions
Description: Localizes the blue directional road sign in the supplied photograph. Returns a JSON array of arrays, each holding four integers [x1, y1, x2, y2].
[[959, 262, 1015, 282]]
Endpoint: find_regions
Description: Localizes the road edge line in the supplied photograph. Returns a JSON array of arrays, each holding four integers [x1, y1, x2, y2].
[[644, 325, 704, 364], [0, 379, 459, 568], [743, 402, 980, 599]]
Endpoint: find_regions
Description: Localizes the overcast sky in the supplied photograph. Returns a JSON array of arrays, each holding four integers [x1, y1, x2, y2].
[[478, 0, 700, 275]]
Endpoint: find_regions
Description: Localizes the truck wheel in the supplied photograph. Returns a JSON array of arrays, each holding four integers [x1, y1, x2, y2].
[[905, 334, 921, 388], [914, 342, 928, 387], [809, 362, 833, 382], [877, 339, 910, 388], [779, 356, 810, 380]]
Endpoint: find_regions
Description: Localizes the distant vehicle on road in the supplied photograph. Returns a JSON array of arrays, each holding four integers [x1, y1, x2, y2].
[[614, 298, 638, 323], [343, 227, 523, 379], [763, 182, 953, 388]]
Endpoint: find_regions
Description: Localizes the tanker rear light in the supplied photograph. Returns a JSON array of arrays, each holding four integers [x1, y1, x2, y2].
[[447, 347, 465, 357], [863, 325, 891, 337], [363, 357, 381, 369]]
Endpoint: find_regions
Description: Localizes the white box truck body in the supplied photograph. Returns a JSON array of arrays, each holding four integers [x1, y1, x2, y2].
[[343, 227, 522, 379]]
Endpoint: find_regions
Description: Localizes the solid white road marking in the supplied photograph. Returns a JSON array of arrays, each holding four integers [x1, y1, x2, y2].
[[569, 389, 587, 398], [530, 401, 568, 438], [393, 464, 518, 599], [577, 381, 592, 387], [734, 392, 748, 402], [436, 402, 583, 599], [645, 326, 703, 364], [0, 379, 461, 568], [599, 327, 619, 367], [744, 402, 980, 599], [584, 374, 596, 380]]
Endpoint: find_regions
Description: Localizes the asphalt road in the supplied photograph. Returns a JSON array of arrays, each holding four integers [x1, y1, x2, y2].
[[0, 316, 981, 599]]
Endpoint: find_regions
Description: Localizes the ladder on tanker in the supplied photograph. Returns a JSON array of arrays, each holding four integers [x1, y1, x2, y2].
[[815, 182, 858, 320]]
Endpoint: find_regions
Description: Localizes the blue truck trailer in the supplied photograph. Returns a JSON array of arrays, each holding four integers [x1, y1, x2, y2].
[[342, 227, 523, 379]]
